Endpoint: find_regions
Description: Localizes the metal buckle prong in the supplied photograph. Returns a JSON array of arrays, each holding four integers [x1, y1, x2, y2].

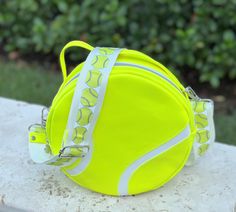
[[185, 86, 201, 101], [41, 107, 49, 127], [59, 144, 90, 158], [28, 123, 43, 131]]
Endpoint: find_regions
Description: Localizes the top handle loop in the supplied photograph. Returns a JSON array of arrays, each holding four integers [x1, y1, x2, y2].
[[59, 40, 94, 81]]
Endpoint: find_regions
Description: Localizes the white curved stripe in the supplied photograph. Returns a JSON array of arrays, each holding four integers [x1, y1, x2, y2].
[[118, 125, 191, 195], [66, 144, 93, 175]]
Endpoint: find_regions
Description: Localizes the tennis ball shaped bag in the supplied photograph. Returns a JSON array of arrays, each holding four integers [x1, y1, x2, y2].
[[28, 41, 215, 196]]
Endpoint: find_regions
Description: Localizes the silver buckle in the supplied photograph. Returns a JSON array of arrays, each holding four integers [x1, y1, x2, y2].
[[28, 123, 43, 131], [59, 144, 89, 158], [28, 107, 49, 131], [41, 107, 49, 127], [185, 86, 200, 101]]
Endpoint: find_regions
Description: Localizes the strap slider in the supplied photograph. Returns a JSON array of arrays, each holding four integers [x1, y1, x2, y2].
[[59, 144, 89, 158], [185, 86, 200, 101]]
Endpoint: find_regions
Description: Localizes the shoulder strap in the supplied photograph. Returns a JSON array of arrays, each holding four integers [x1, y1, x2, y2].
[[61, 47, 122, 171]]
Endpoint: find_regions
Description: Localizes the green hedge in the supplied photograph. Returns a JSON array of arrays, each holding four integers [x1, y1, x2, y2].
[[1, 0, 236, 87]]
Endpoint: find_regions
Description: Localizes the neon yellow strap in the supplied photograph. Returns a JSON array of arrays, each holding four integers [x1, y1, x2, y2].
[[29, 130, 47, 144], [59, 40, 94, 81], [28, 125, 47, 144]]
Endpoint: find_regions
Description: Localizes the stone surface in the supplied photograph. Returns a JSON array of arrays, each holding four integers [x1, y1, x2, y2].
[[0, 97, 235, 212]]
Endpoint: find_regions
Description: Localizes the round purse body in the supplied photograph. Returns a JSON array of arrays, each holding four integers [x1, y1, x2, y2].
[[44, 43, 196, 196]]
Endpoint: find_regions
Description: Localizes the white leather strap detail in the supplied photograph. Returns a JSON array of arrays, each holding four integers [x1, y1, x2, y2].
[[186, 99, 215, 166], [28, 123, 79, 166]]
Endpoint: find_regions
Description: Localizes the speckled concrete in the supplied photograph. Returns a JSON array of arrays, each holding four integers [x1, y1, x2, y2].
[[0, 97, 236, 212]]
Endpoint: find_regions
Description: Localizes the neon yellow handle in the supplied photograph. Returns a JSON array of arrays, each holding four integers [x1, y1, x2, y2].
[[60, 40, 94, 81]]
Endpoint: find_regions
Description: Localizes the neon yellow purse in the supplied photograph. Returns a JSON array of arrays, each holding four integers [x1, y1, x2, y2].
[[28, 41, 215, 196]]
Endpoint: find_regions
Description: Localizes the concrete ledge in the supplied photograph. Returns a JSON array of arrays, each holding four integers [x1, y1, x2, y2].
[[0, 97, 236, 212]]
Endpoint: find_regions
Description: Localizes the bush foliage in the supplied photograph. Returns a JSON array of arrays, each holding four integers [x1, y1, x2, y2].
[[0, 0, 236, 87]]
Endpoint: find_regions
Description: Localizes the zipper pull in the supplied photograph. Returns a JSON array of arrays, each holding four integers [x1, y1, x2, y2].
[[185, 86, 201, 101]]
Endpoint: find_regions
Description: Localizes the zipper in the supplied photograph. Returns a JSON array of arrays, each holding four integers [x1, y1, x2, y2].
[[64, 74, 80, 87], [115, 62, 183, 94], [63, 62, 184, 96]]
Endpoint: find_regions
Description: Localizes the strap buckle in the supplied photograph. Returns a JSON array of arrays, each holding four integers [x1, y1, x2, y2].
[[185, 86, 200, 101], [59, 144, 89, 158], [28, 107, 49, 130], [41, 107, 49, 127]]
